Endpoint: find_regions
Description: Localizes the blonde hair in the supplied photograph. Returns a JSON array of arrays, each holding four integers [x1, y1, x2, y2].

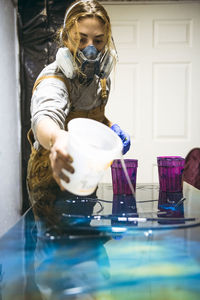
[[57, 0, 115, 58]]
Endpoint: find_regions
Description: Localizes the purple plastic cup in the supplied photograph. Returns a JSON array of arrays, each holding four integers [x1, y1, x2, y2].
[[111, 159, 138, 194], [157, 156, 185, 192]]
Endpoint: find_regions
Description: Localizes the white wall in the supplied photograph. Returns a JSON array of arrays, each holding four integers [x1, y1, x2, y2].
[[0, 0, 21, 237]]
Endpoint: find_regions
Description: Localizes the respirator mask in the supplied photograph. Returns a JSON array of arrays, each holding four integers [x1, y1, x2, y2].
[[56, 45, 117, 83], [77, 45, 102, 83]]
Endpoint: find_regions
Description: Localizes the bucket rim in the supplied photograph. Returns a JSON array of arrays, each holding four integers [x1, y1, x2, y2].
[[68, 118, 123, 157]]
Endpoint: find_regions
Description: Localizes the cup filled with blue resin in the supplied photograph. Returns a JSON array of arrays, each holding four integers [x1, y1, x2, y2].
[[111, 159, 138, 194], [157, 156, 185, 192]]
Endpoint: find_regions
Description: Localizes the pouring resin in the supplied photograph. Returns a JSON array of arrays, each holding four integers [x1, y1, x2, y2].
[[111, 159, 138, 195]]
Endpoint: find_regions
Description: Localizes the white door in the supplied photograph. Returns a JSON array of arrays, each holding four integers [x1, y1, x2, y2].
[[102, 1, 200, 184]]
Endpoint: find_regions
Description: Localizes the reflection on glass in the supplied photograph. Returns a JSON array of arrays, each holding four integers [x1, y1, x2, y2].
[[34, 235, 110, 299], [157, 190, 185, 224], [32, 190, 100, 238], [1, 184, 200, 300], [111, 194, 138, 239], [23, 194, 111, 299], [112, 194, 138, 226]]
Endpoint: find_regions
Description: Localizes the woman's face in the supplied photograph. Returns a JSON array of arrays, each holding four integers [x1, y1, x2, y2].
[[67, 16, 107, 52]]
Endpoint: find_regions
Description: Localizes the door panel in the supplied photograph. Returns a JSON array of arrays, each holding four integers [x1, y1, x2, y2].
[[102, 2, 200, 184]]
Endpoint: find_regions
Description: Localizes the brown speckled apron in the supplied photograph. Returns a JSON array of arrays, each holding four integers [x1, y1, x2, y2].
[[27, 103, 107, 206]]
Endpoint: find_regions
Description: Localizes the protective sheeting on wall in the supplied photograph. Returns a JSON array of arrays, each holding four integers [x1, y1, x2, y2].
[[0, 0, 21, 237], [17, 0, 74, 212]]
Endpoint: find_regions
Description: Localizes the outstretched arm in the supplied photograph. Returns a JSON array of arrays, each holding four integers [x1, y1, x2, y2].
[[35, 117, 74, 190]]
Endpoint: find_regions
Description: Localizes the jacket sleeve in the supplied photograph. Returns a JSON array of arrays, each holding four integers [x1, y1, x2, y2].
[[31, 76, 70, 142]]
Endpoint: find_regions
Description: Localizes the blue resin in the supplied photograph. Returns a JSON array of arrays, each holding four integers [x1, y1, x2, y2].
[[0, 184, 200, 299]]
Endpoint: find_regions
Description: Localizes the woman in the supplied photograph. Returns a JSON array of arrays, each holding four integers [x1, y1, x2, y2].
[[27, 0, 130, 205]]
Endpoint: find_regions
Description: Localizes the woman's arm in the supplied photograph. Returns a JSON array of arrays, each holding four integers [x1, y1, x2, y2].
[[36, 117, 64, 150], [36, 117, 74, 190]]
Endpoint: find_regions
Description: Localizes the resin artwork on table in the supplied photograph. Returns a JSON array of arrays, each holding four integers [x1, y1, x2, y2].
[[0, 183, 200, 300]]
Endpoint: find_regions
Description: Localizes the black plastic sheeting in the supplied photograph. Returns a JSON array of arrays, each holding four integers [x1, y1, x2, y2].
[[17, 0, 74, 212]]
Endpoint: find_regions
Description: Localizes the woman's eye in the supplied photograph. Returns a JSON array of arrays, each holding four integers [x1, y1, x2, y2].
[[80, 38, 87, 44], [94, 40, 103, 44]]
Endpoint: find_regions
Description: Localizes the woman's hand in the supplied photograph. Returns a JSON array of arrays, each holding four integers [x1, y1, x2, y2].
[[110, 124, 131, 155], [49, 130, 74, 191]]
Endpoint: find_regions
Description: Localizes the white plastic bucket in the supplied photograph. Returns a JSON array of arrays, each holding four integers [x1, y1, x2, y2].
[[61, 118, 123, 195]]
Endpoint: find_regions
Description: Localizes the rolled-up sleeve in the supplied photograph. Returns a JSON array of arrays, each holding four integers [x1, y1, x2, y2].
[[31, 77, 70, 141]]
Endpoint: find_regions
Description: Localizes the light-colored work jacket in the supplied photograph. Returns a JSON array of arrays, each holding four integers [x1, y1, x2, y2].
[[27, 61, 110, 205]]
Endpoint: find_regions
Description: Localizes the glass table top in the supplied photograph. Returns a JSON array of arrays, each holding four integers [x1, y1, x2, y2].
[[0, 183, 200, 299]]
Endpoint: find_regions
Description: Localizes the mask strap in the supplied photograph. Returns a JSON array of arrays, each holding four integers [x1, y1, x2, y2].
[[60, 0, 87, 42], [111, 36, 119, 62], [100, 78, 107, 99]]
